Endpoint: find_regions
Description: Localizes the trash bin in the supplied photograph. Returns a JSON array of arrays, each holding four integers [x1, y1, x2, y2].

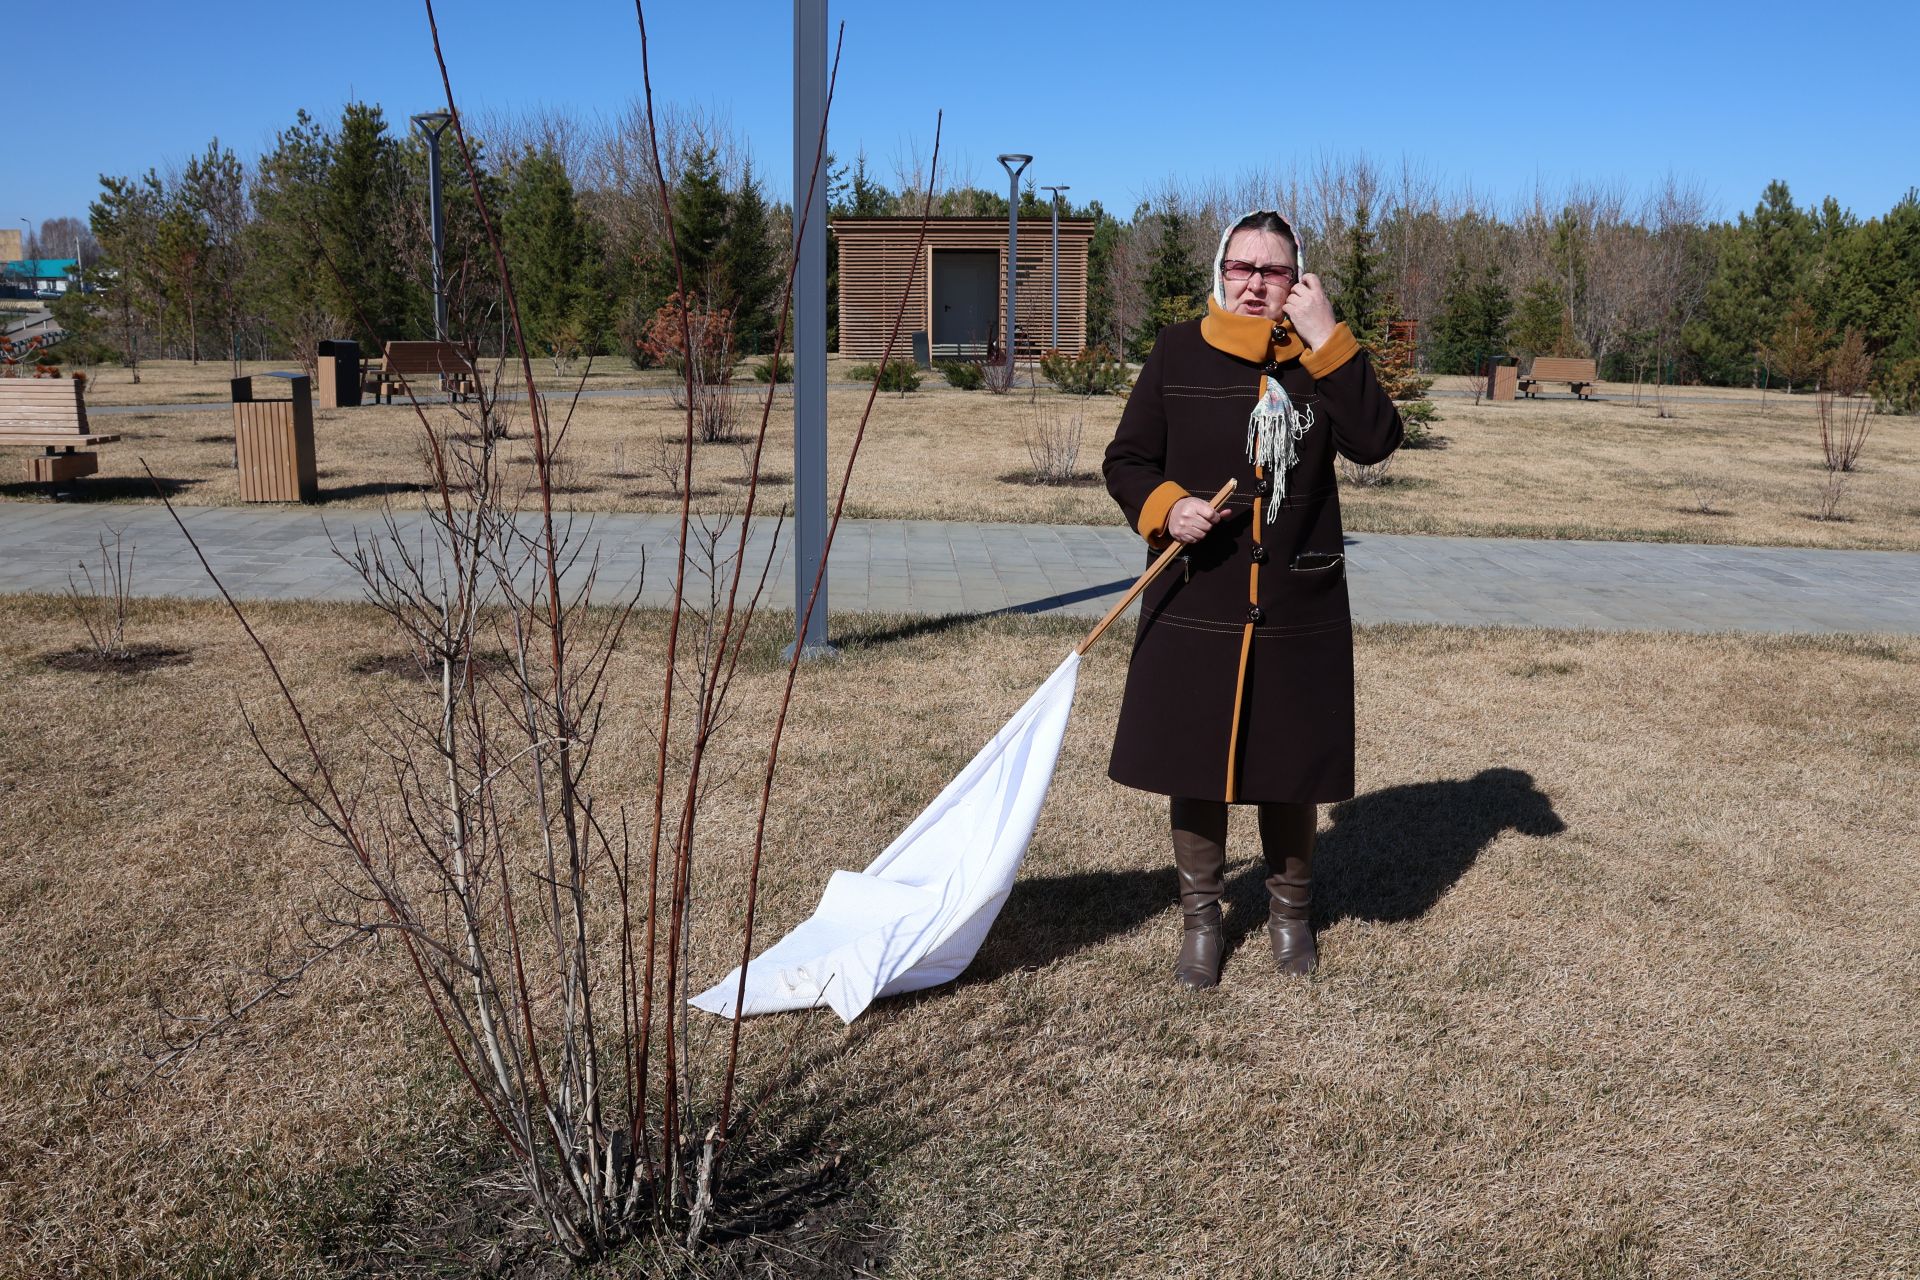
[[1485, 359, 1518, 402], [911, 330, 930, 369], [232, 372, 317, 502], [315, 338, 363, 408]]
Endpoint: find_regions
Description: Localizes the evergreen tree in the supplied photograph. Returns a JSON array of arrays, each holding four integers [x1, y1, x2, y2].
[[1128, 209, 1206, 360], [322, 102, 417, 343], [181, 139, 250, 369], [720, 163, 780, 353], [658, 145, 730, 304], [1760, 297, 1831, 391], [1084, 201, 1124, 352], [1333, 198, 1385, 343], [1683, 180, 1813, 384], [1428, 253, 1512, 374], [1510, 278, 1566, 359], [247, 109, 333, 355], [84, 172, 167, 377], [502, 146, 588, 353]]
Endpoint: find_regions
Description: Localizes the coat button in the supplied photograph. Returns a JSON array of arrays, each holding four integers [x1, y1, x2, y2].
[[1255, 477, 1272, 496], [1251, 545, 1268, 564], [1262, 361, 1280, 375], [1248, 606, 1266, 625]]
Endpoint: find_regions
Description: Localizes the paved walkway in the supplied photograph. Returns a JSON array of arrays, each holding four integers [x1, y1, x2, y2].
[[3, 503, 1916, 635]]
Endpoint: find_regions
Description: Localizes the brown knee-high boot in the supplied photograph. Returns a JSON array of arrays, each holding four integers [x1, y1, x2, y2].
[[1169, 797, 1228, 990], [1258, 801, 1318, 976]]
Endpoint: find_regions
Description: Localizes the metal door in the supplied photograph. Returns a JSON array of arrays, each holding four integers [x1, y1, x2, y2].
[[932, 250, 997, 358]]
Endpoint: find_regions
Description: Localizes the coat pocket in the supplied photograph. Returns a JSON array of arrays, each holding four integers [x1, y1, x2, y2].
[[1290, 550, 1345, 575]]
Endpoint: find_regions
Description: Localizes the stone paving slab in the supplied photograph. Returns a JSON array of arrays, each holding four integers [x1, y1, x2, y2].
[[1, 502, 1917, 636]]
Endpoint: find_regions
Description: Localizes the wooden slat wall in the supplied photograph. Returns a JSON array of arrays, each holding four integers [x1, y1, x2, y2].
[[833, 218, 1095, 361]]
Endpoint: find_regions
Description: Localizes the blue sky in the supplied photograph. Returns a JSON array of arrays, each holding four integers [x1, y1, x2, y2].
[[12, 0, 1918, 229]]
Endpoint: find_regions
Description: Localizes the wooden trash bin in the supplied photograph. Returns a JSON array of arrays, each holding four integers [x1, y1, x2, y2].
[[1486, 364, 1518, 402], [232, 372, 318, 502]]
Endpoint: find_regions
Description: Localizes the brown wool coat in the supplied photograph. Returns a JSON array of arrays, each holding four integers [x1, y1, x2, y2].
[[1102, 300, 1403, 804]]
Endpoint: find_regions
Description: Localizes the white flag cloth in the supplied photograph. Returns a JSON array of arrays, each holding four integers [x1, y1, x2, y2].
[[690, 651, 1082, 1024]]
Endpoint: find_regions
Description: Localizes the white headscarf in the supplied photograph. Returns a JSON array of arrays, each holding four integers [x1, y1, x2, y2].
[[1215, 210, 1313, 522]]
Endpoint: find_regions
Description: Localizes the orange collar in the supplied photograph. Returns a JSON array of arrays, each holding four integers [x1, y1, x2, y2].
[[1200, 297, 1307, 365]]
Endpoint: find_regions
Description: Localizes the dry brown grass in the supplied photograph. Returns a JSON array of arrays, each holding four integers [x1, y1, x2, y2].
[[2, 592, 1916, 1275], [8, 363, 1918, 551]]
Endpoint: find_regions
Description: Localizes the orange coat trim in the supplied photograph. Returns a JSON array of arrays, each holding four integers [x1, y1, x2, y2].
[[1135, 479, 1187, 548]]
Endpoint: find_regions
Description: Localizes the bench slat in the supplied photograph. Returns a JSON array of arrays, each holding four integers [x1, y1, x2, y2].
[[0, 433, 120, 445]]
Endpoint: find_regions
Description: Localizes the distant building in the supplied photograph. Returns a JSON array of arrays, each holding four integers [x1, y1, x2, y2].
[[0, 229, 21, 262], [1, 259, 79, 297], [832, 217, 1094, 361]]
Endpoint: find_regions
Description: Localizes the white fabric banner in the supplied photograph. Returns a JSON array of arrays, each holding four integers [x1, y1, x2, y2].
[[690, 651, 1082, 1024]]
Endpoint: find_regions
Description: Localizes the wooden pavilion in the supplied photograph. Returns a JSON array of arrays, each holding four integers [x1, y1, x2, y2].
[[831, 216, 1094, 361]]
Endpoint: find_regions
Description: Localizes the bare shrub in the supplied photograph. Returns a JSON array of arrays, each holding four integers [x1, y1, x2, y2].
[[139, 8, 937, 1262], [983, 354, 1020, 395], [1817, 387, 1872, 473], [62, 527, 135, 660], [647, 425, 688, 495], [692, 379, 739, 442], [1679, 471, 1730, 515], [1814, 468, 1851, 521], [1338, 453, 1395, 487], [1023, 395, 1087, 484]]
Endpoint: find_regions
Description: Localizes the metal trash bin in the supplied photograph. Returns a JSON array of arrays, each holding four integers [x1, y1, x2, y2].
[[315, 338, 363, 408], [911, 330, 930, 369], [232, 372, 317, 502]]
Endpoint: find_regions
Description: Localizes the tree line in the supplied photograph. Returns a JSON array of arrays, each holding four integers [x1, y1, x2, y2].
[[43, 105, 1920, 405]]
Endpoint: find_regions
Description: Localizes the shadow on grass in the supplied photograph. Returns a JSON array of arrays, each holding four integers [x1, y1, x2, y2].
[[973, 767, 1565, 977], [1225, 767, 1566, 949], [318, 480, 432, 503], [0, 474, 202, 502], [828, 580, 1133, 653]]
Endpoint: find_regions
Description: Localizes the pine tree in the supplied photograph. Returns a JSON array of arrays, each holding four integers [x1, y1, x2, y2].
[[1760, 297, 1831, 391], [322, 102, 417, 343], [720, 163, 779, 353], [1334, 198, 1385, 343], [1084, 201, 1124, 352], [1683, 180, 1813, 384], [181, 139, 249, 369], [85, 172, 167, 378], [659, 146, 731, 305], [247, 109, 333, 357], [502, 146, 587, 353], [1510, 278, 1568, 359], [1428, 253, 1512, 374], [1128, 210, 1206, 360]]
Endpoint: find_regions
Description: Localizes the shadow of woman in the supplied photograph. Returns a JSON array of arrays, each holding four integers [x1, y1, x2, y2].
[[1223, 767, 1566, 956], [949, 768, 1563, 984]]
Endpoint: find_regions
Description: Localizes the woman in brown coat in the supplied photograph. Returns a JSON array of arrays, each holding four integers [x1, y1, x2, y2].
[[1103, 210, 1402, 989]]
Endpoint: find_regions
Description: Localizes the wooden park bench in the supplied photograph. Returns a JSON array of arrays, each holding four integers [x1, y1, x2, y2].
[[0, 378, 120, 485], [1518, 356, 1599, 400], [365, 339, 480, 404]]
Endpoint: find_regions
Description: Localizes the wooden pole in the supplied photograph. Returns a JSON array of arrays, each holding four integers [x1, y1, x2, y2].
[[1075, 479, 1234, 657]]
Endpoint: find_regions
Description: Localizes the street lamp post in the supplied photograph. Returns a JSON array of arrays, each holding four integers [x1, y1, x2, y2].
[[1041, 185, 1069, 350], [790, 0, 832, 658], [410, 112, 454, 341], [996, 154, 1031, 377]]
